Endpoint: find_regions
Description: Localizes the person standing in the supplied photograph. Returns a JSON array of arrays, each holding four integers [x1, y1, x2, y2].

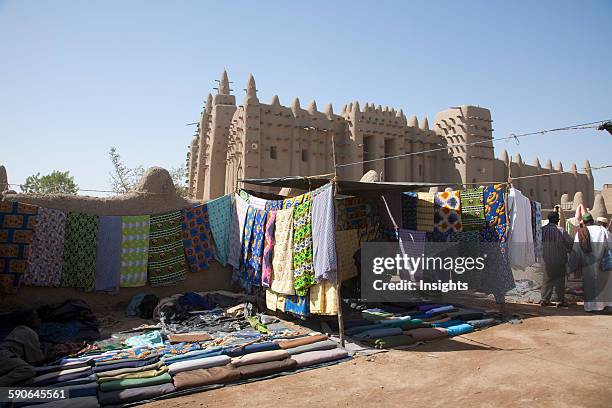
[[541, 212, 573, 307]]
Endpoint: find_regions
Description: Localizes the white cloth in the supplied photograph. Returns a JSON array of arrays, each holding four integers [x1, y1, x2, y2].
[[507, 187, 535, 269], [167, 355, 230, 375], [227, 195, 249, 268], [247, 195, 267, 210], [312, 185, 337, 282]]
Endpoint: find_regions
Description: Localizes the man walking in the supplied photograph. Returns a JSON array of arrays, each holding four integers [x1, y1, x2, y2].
[[541, 212, 573, 307]]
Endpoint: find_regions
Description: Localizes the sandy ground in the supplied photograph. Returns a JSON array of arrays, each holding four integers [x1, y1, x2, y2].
[[143, 303, 612, 408]]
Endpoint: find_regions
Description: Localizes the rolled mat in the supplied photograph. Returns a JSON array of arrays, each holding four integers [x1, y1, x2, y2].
[[286, 340, 338, 356], [225, 341, 280, 357], [98, 366, 168, 383], [445, 323, 474, 336], [404, 328, 447, 341], [230, 350, 289, 367], [237, 358, 298, 378], [416, 304, 445, 311], [167, 332, 213, 343], [425, 305, 454, 315], [346, 319, 423, 336], [173, 364, 241, 391], [18, 396, 100, 408], [275, 334, 328, 349], [289, 349, 349, 368], [162, 347, 224, 364], [448, 311, 484, 321], [372, 335, 416, 349], [99, 372, 173, 392], [98, 382, 175, 406], [96, 361, 164, 378], [466, 318, 496, 329], [168, 355, 230, 375], [431, 319, 464, 328], [353, 327, 403, 340]]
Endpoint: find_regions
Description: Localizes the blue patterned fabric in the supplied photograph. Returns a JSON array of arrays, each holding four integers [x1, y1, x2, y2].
[[284, 295, 309, 317], [245, 208, 268, 285], [206, 194, 232, 266]]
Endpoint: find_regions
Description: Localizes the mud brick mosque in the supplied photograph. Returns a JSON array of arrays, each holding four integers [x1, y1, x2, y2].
[[186, 71, 595, 209]]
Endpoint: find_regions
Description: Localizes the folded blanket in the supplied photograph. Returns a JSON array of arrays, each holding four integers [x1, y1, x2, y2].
[[237, 358, 298, 378], [167, 332, 212, 343], [32, 365, 92, 385], [99, 372, 172, 392], [48, 374, 98, 387], [162, 347, 223, 364], [168, 355, 230, 375], [96, 361, 164, 378], [32, 368, 93, 386], [445, 323, 474, 336], [18, 396, 99, 408], [98, 366, 168, 383], [353, 327, 403, 340], [33, 361, 90, 375], [98, 382, 175, 406], [225, 341, 280, 357], [286, 340, 338, 356], [93, 356, 159, 373], [230, 350, 289, 367], [173, 364, 241, 391], [275, 334, 328, 349], [289, 349, 349, 368], [466, 318, 496, 329], [404, 328, 447, 341]]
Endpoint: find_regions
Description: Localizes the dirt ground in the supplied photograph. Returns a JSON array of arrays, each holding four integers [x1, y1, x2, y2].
[[143, 303, 612, 408]]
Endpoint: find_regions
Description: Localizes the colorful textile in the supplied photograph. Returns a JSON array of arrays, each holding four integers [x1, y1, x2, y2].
[[270, 208, 295, 295], [336, 229, 360, 281], [0, 201, 38, 292], [531, 201, 543, 261], [461, 187, 485, 230], [227, 194, 248, 269], [245, 208, 268, 285], [24, 207, 65, 287], [95, 216, 121, 292], [480, 184, 508, 251], [284, 295, 309, 317], [282, 194, 305, 210], [337, 197, 367, 230], [261, 210, 277, 287], [265, 290, 286, 312], [61, 213, 97, 291], [241, 205, 257, 270], [309, 280, 338, 315], [292, 195, 315, 296], [181, 205, 214, 272], [148, 211, 186, 286], [312, 185, 337, 282], [205, 194, 232, 266], [416, 192, 435, 232], [120, 216, 150, 287], [265, 199, 284, 211], [401, 192, 418, 230], [434, 190, 462, 233]]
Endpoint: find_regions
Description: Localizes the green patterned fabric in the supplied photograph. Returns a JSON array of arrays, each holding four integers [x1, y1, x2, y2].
[[120, 215, 150, 287], [461, 187, 485, 230], [148, 211, 186, 286], [61, 213, 98, 290], [292, 194, 315, 296]]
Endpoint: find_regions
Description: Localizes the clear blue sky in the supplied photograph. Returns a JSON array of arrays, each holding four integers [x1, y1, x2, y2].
[[1, 0, 611, 194]]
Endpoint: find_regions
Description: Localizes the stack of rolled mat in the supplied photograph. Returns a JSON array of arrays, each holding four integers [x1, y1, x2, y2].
[[98, 382, 176, 406], [93, 354, 160, 374], [345, 318, 424, 336], [431, 319, 464, 328], [168, 355, 230, 375], [237, 358, 298, 378], [352, 327, 403, 340], [95, 361, 165, 379], [445, 323, 474, 336]]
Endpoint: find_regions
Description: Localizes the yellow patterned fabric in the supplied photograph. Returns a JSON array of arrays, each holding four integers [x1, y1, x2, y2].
[[416, 192, 435, 232], [265, 290, 286, 312], [270, 208, 295, 295], [309, 280, 338, 315], [335, 229, 360, 281]]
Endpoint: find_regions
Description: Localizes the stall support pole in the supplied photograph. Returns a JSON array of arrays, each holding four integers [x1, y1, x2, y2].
[[331, 179, 346, 347]]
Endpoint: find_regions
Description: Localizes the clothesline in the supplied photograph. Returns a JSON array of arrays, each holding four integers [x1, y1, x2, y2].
[[334, 118, 612, 169]]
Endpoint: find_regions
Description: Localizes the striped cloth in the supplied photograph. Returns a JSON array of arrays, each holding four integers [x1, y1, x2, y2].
[[61, 213, 98, 291], [148, 211, 187, 286], [24, 207, 66, 287], [181, 205, 214, 272], [120, 216, 150, 287], [461, 187, 485, 230], [205, 195, 232, 266]]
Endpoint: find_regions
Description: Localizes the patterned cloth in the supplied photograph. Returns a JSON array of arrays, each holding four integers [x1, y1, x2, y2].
[[292, 195, 315, 296], [265, 200, 283, 211], [416, 192, 435, 232], [312, 185, 337, 283], [282, 194, 305, 210], [206, 195, 232, 266], [284, 295, 309, 317], [181, 205, 214, 272], [531, 201, 543, 261], [434, 191, 462, 233], [120, 216, 150, 287], [245, 208, 268, 286], [270, 208, 295, 295], [95, 216, 122, 292], [0, 201, 38, 293], [148, 211, 187, 286], [461, 187, 485, 230], [24, 207, 65, 287], [261, 211, 277, 288], [309, 280, 338, 315], [480, 185, 508, 253], [265, 290, 286, 312], [241, 206, 257, 271], [337, 197, 367, 230], [228, 195, 248, 269], [336, 229, 360, 281], [61, 213, 98, 291], [401, 192, 418, 230]]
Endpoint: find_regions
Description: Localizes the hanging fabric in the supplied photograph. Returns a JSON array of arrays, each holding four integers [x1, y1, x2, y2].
[[460, 187, 485, 231], [261, 210, 277, 288], [309, 280, 338, 315], [95, 216, 122, 293], [416, 192, 435, 232], [401, 192, 418, 230], [61, 213, 98, 291], [270, 208, 295, 295], [24, 207, 66, 287], [292, 194, 315, 296], [433, 190, 462, 233], [312, 185, 337, 283], [181, 204, 214, 272], [148, 211, 187, 286], [245, 208, 268, 286], [227, 194, 248, 269], [507, 187, 535, 269], [119, 215, 150, 287], [531, 201, 543, 261], [205, 194, 232, 266]]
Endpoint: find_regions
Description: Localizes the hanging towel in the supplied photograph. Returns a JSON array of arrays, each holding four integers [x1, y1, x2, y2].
[[312, 185, 337, 282], [271, 208, 295, 295], [401, 192, 418, 230], [95, 216, 121, 292], [24, 207, 65, 287], [434, 190, 462, 233], [61, 213, 97, 291], [227, 194, 248, 268], [181, 205, 214, 272], [120, 215, 150, 287], [261, 210, 277, 287], [292, 194, 315, 296], [206, 194, 232, 266], [461, 187, 485, 230], [416, 192, 435, 232], [0, 201, 38, 293], [309, 280, 338, 315], [148, 211, 187, 286]]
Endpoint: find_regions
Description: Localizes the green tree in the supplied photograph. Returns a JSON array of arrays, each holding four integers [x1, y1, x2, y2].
[[20, 171, 79, 194]]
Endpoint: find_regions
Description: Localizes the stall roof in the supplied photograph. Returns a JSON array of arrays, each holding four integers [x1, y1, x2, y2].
[[240, 177, 447, 195]]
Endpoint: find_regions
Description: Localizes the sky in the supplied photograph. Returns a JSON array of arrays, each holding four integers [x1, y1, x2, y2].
[[1, 0, 611, 195]]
